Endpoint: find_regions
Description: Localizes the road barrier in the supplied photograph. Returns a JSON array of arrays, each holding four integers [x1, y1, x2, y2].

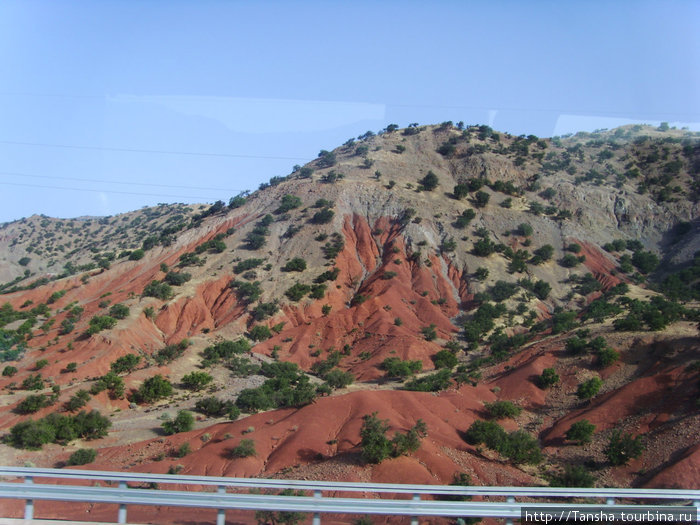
[[1, 467, 698, 524]]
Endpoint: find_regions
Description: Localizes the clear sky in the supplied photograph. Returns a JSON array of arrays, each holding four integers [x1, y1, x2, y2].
[[0, 0, 698, 223]]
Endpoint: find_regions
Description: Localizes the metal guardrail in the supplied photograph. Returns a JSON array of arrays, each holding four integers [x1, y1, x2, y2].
[[1, 467, 698, 525]]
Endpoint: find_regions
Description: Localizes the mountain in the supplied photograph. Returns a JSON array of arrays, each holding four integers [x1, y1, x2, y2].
[[0, 123, 699, 522]]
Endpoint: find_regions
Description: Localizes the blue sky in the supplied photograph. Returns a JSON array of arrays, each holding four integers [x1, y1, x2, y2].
[[0, 1, 698, 223]]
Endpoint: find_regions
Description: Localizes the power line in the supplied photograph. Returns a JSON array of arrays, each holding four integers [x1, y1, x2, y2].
[[0, 181, 219, 201], [0, 139, 313, 161], [0, 171, 244, 193]]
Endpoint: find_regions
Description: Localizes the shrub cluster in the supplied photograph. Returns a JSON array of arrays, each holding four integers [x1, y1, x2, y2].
[[381, 357, 422, 378], [154, 339, 189, 365], [161, 410, 194, 435], [360, 412, 428, 464], [195, 396, 240, 420], [9, 410, 111, 449], [464, 420, 542, 464], [235, 362, 318, 413], [131, 375, 173, 404], [200, 338, 251, 367], [404, 369, 452, 392]]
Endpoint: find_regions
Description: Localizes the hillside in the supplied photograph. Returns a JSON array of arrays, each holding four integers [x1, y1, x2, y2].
[[0, 123, 699, 523]]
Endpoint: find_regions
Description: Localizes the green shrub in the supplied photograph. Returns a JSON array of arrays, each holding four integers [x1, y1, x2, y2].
[[605, 430, 644, 465], [421, 324, 437, 341], [64, 362, 78, 373], [597, 347, 619, 368], [69, 409, 112, 440], [200, 338, 250, 365], [577, 377, 602, 399], [86, 315, 118, 335], [566, 336, 588, 355], [533, 280, 551, 300], [67, 448, 97, 466], [195, 397, 240, 419], [532, 244, 554, 262], [309, 284, 327, 299], [248, 324, 272, 341], [229, 280, 263, 303], [552, 465, 595, 487], [251, 301, 279, 321], [536, 368, 559, 389], [631, 250, 659, 274], [419, 172, 439, 191], [560, 254, 580, 268], [34, 359, 49, 370], [133, 375, 172, 404], [404, 369, 452, 392], [322, 234, 345, 259], [236, 363, 317, 412], [323, 369, 355, 389], [91, 371, 125, 399], [517, 223, 533, 237], [551, 311, 577, 334], [454, 209, 476, 229], [484, 400, 522, 419], [360, 412, 427, 464], [142, 280, 173, 300], [464, 420, 507, 446], [9, 419, 56, 449], [181, 371, 213, 391], [474, 191, 490, 208], [176, 442, 191, 458], [108, 304, 130, 319], [16, 394, 51, 414], [2, 365, 18, 377], [161, 410, 194, 435], [164, 271, 191, 286], [453, 184, 469, 199], [491, 281, 519, 302], [230, 438, 256, 458], [235, 388, 273, 413], [464, 420, 541, 464], [282, 258, 307, 272], [474, 267, 489, 280], [154, 340, 189, 365], [285, 283, 311, 301], [129, 249, 145, 261], [22, 374, 44, 391], [504, 430, 544, 464], [382, 357, 422, 378], [432, 350, 458, 369], [276, 194, 302, 214], [110, 354, 141, 374], [311, 208, 335, 224], [233, 258, 264, 274], [65, 390, 91, 412], [565, 420, 596, 444]]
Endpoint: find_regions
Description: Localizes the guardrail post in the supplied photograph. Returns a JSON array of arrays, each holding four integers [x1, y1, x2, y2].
[[410, 493, 420, 525], [217, 485, 226, 525], [118, 481, 127, 524], [24, 476, 33, 520], [312, 489, 322, 525], [606, 498, 615, 506], [506, 496, 515, 525]]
